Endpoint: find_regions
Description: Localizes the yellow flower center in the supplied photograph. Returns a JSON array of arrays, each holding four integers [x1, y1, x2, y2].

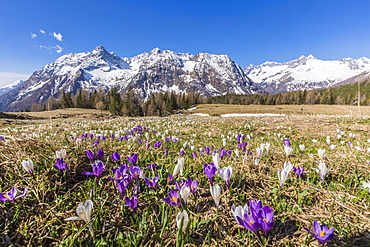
[[4, 194, 9, 199], [119, 176, 124, 179], [190, 185, 194, 191], [167, 177, 171, 182], [149, 180, 153, 183], [134, 172, 138, 178], [263, 219, 267, 222], [172, 197, 178, 203], [249, 221, 254, 225], [320, 231, 325, 237]]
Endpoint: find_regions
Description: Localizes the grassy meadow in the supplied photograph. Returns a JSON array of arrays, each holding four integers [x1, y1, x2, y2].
[[0, 105, 369, 246]]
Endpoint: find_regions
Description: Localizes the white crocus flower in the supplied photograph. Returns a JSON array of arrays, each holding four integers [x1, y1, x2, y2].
[[264, 143, 271, 154], [218, 166, 233, 189], [176, 210, 189, 233], [22, 159, 34, 175], [173, 157, 185, 177], [326, 136, 331, 145], [231, 204, 248, 222], [222, 138, 227, 147], [212, 152, 220, 169], [234, 148, 239, 157], [312, 161, 331, 181], [330, 144, 336, 150], [277, 161, 294, 187], [318, 149, 326, 159], [180, 185, 190, 205], [299, 144, 305, 153], [284, 146, 293, 157], [210, 184, 221, 209], [55, 149, 66, 159], [256, 147, 263, 158], [64, 199, 94, 236], [362, 181, 370, 192]]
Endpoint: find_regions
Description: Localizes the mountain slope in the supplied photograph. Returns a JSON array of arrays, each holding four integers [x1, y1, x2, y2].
[[245, 55, 370, 93], [0, 79, 24, 96], [0, 46, 257, 111]]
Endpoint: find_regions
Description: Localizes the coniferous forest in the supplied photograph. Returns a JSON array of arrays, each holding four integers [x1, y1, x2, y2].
[[28, 79, 370, 116]]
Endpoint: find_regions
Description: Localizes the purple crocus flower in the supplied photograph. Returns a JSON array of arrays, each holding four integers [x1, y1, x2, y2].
[[186, 179, 199, 194], [0, 136, 4, 141], [284, 139, 291, 147], [148, 163, 157, 171], [116, 179, 129, 198], [236, 212, 261, 234], [144, 175, 159, 189], [125, 194, 138, 213], [153, 141, 162, 148], [304, 220, 335, 245], [192, 152, 197, 158], [293, 166, 305, 179], [85, 150, 95, 163], [258, 206, 275, 237], [82, 161, 106, 181], [204, 163, 217, 186], [164, 147, 169, 156], [127, 153, 138, 166], [167, 174, 173, 184], [109, 164, 130, 182], [93, 141, 100, 146], [54, 159, 69, 173], [179, 150, 185, 156], [162, 189, 181, 207], [111, 152, 120, 162], [175, 181, 185, 192], [96, 150, 105, 160], [129, 166, 141, 180], [238, 142, 247, 152], [204, 147, 211, 155], [0, 187, 28, 201]]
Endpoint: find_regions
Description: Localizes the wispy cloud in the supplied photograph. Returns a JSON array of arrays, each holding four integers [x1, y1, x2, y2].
[[55, 45, 63, 53], [0, 72, 30, 87], [39, 45, 64, 54], [31, 32, 37, 39], [50, 32, 63, 42], [39, 29, 46, 35]]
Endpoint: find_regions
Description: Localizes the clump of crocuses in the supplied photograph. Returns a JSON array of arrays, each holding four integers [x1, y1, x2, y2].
[[232, 199, 275, 239]]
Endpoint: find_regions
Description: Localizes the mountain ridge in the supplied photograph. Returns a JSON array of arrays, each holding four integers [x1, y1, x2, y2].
[[2, 47, 370, 111]]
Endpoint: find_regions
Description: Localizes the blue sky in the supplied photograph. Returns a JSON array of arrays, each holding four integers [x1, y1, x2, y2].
[[1, 0, 370, 86]]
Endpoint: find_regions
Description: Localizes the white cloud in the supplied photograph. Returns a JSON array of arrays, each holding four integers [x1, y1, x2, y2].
[[39, 45, 64, 54], [50, 32, 63, 42], [31, 32, 37, 39], [40, 29, 46, 34], [0, 72, 30, 87], [55, 45, 63, 53]]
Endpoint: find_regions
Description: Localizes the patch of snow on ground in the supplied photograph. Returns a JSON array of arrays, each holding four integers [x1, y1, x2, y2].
[[220, 113, 286, 117], [187, 106, 196, 111], [192, 113, 209, 116]]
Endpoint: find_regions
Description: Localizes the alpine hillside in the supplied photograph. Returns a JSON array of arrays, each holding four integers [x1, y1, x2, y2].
[[0, 46, 257, 111], [245, 55, 370, 93]]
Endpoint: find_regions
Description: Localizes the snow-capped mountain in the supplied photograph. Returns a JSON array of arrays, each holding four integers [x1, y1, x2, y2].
[[0, 79, 24, 96], [245, 55, 370, 93], [0, 46, 256, 111]]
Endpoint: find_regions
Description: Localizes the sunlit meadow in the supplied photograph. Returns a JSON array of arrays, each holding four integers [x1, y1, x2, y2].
[[0, 113, 369, 246]]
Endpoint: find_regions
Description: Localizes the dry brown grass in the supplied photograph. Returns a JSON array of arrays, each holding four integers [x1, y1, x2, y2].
[[185, 104, 370, 116]]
